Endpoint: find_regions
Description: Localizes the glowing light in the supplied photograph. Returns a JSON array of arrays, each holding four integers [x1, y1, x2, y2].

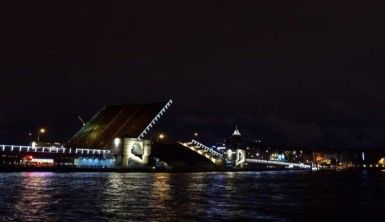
[[39, 128, 46, 133], [114, 137, 121, 147], [31, 158, 54, 164], [23, 155, 33, 161], [226, 149, 233, 159], [31, 141, 37, 148], [158, 134, 165, 139]]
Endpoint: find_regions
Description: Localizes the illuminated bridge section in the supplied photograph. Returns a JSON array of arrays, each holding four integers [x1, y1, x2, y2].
[[179, 140, 310, 169], [67, 100, 173, 149], [179, 140, 223, 165], [138, 99, 173, 139], [245, 158, 311, 169], [0, 144, 110, 155], [0, 144, 114, 168]]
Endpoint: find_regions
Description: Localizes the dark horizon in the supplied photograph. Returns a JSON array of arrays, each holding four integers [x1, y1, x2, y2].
[[1, 1, 385, 148]]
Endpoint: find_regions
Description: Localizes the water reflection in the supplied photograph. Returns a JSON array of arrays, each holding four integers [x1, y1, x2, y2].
[[151, 173, 171, 202], [0, 171, 385, 221], [13, 172, 56, 221]]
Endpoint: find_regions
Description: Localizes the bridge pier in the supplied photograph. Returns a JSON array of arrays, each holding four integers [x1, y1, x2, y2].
[[235, 149, 246, 168], [121, 138, 151, 169]]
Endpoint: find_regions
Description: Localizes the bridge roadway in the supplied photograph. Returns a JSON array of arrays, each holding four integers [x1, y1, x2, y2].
[[0, 144, 110, 155], [179, 140, 223, 165]]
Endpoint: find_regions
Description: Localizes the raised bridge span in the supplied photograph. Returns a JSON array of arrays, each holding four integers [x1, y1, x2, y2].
[[180, 140, 311, 169]]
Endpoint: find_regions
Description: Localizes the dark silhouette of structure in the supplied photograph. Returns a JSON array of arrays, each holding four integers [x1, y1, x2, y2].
[[226, 125, 243, 150], [67, 102, 169, 149]]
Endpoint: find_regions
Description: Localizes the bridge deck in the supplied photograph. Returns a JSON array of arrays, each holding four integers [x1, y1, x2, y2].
[[0, 144, 110, 155], [179, 140, 223, 165]]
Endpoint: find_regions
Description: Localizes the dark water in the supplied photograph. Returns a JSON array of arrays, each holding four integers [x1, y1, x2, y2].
[[1, 170, 385, 221]]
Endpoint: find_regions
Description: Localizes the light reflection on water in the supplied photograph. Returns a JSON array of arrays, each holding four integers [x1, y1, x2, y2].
[[14, 172, 56, 220], [0, 170, 385, 221]]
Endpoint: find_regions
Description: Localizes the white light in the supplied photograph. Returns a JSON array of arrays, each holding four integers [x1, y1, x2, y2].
[[31, 158, 54, 163], [138, 99, 173, 139], [226, 149, 233, 159], [114, 137, 121, 147], [31, 142, 37, 148]]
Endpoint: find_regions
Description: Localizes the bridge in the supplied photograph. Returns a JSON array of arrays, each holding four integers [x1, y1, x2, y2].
[[245, 158, 311, 169], [0, 100, 174, 170], [0, 99, 312, 170], [0, 143, 115, 169], [179, 140, 223, 165], [179, 139, 311, 169], [0, 141, 311, 170], [0, 144, 110, 155]]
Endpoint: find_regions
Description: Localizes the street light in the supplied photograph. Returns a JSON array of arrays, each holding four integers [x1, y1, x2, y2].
[[158, 133, 165, 140], [114, 137, 121, 147], [194, 132, 199, 137], [37, 128, 46, 141]]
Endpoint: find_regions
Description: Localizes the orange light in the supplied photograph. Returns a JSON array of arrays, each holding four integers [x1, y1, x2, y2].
[[24, 155, 33, 161]]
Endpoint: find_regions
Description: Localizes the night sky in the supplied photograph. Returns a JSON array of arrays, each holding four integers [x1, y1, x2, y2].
[[1, 1, 385, 148]]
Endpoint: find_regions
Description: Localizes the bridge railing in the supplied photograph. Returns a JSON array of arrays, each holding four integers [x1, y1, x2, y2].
[[0, 144, 110, 155], [191, 140, 223, 158], [138, 99, 173, 139]]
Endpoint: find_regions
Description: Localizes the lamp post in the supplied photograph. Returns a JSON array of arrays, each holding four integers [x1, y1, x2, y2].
[[37, 128, 46, 141]]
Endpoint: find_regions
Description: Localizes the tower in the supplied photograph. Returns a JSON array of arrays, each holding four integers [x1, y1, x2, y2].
[[226, 125, 242, 150]]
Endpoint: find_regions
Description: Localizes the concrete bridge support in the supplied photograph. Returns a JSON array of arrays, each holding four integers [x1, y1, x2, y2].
[[235, 149, 246, 168], [121, 138, 151, 168]]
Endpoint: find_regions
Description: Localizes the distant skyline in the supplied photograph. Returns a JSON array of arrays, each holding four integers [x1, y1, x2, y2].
[[1, 1, 385, 148]]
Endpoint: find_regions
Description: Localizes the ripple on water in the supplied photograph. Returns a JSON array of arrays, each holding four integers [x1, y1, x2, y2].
[[1, 171, 385, 221]]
